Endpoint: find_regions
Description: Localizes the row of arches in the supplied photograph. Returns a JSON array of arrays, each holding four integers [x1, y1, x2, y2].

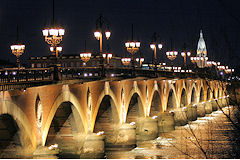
[[0, 80, 226, 158]]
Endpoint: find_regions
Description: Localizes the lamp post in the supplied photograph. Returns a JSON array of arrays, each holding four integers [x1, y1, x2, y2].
[[10, 44, 25, 69], [150, 32, 163, 70], [166, 38, 178, 67], [42, 28, 64, 58], [42, 0, 65, 58], [121, 57, 131, 66], [125, 24, 140, 76], [80, 40, 92, 66], [166, 51, 178, 66], [94, 15, 110, 77], [42, 0, 64, 81], [80, 53, 92, 66], [94, 15, 111, 55]]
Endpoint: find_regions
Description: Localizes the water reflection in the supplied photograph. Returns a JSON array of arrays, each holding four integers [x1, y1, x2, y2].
[[105, 107, 238, 159]]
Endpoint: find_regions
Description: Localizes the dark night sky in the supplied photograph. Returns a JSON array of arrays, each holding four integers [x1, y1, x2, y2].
[[0, 0, 240, 67]]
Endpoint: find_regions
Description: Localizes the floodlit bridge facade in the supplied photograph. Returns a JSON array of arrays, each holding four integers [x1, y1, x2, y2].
[[0, 76, 228, 158]]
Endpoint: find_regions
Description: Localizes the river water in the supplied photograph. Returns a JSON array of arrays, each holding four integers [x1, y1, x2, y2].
[[105, 106, 239, 159]]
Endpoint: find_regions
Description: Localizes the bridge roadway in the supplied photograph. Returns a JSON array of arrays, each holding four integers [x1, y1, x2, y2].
[[0, 67, 229, 158]]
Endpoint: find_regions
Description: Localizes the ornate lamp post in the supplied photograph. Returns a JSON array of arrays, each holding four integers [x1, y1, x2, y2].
[[125, 25, 140, 76], [150, 32, 163, 70], [42, 0, 65, 58], [80, 53, 92, 66], [42, 28, 65, 58], [166, 39, 178, 66], [80, 40, 92, 66], [94, 15, 111, 55], [94, 15, 110, 77], [10, 44, 25, 69]]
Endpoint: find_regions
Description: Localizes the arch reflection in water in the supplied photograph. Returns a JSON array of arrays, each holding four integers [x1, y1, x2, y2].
[[0, 114, 23, 158]]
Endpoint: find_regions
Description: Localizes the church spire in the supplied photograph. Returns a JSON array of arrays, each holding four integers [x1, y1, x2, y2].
[[197, 30, 207, 57], [196, 30, 208, 68]]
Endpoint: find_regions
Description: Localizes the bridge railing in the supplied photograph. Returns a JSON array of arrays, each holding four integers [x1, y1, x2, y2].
[[0, 66, 221, 91]]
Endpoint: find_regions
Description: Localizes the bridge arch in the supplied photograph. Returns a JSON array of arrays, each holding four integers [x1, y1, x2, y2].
[[166, 88, 178, 110], [42, 91, 87, 146], [190, 85, 197, 104], [0, 100, 34, 152], [126, 92, 145, 123], [199, 87, 204, 102], [180, 88, 187, 107], [212, 88, 216, 99], [93, 94, 120, 143], [207, 87, 211, 100], [149, 90, 162, 117]]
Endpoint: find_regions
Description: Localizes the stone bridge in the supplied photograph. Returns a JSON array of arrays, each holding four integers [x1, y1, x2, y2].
[[0, 76, 228, 158]]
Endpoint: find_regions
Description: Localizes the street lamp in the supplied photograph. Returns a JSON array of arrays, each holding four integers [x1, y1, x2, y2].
[[166, 51, 178, 66], [150, 32, 163, 70], [80, 52, 92, 66], [94, 15, 111, 55], [125, 25, 140, 76], [42, 27, 65, 58], [102, 53, 112, 66], [10, 44, 25, 69], [181, 51, 191, 67], [121, 57, 131, 66]]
